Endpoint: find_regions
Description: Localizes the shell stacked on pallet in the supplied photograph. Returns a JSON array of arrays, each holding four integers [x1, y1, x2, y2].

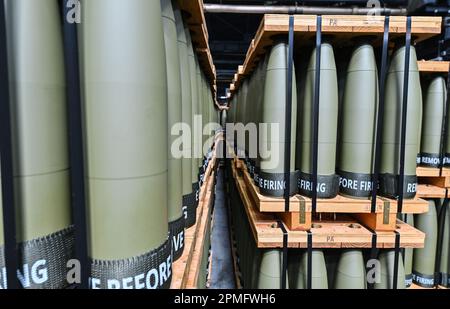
[[0, 177, 3, 274], [337, 42, 379, 199], [401, 213, 415, 287], [185, 24, 201, 217], [196, 60, 204, 182], [298, 42, 339, 199], [227, 160, 411, 289], [419, 77, 447, 167], [190, 54, 200, 204], [226, 14, 445, 291], [379, 46, 422, 199], [227, 164, 285, 288], [161, 0, 185, 261], [375, 250, 406, 289], [259, 39, 298, 197], [79, 0, 171, 289], [200, 71, 216, 187], [413, 199, 438, 287], [2, 0, 73, 289], [288, 250, 328, 289], [333, 250, 366, 289], [175, 8, 196, 229]]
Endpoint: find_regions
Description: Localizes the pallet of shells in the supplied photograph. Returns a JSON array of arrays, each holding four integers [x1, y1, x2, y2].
[[226, 159, 432, 289]]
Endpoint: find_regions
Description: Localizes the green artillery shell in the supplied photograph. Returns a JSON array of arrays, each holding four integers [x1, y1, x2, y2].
[[161, 0, 184, 260], [413, 199, 438, 287], [5, 0, 71, 244], [375, 250, 406, 289], [338, 43, 378, 199], [438, 200, 450, 287], [380, 46, 422, 199]]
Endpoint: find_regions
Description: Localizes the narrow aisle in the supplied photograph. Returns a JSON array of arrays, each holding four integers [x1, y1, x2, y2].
[[210, 166, 236, 289]]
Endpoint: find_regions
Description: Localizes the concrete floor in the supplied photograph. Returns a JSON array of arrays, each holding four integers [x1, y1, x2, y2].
[[209, 166, 236, 289]]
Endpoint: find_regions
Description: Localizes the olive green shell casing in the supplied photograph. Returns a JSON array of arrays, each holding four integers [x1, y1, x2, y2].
[[79, 0, 168, 259], [5, 0, 71, 242], [288, 249, 328, 289], [380, 46, 422, 181], [161, 0, 183, 223], [300, 43, 338, 176], [338, 43, 378, 198], [0, 174, 3, 247]]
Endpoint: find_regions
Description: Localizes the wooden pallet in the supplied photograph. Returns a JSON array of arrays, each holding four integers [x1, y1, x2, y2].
[[231, 161, 425, 249], [171, 155, 216, 289], [177, 0, 216, 93], [235, 159, 428, 232], [228, 218, 244, 289], [230, 14, 441, 93], [417, 167, 450, 188], [417, 184, 447, 198], [418, 60, 450, 73], [409, 283, 449, 289]]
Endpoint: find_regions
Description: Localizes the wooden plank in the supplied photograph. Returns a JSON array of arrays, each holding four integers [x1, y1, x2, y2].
[[232, 162, 425, 249], [418, 60, 450, 73], [237, 158, 428, 215]]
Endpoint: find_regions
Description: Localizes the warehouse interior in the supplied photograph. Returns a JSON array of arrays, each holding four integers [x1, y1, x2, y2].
[[0, 0, 450, 291]]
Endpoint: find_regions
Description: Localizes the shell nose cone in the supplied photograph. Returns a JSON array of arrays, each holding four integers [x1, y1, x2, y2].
[[334, 250, 367, 289]]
